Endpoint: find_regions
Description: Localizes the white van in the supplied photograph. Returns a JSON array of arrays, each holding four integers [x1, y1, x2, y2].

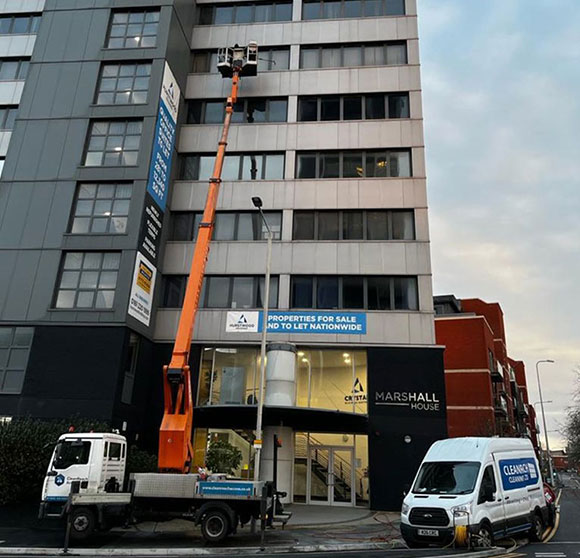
[[400, 437, 549, 547]]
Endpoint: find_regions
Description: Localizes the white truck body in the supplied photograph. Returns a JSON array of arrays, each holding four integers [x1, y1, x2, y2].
[[400, 437, 548, 547]]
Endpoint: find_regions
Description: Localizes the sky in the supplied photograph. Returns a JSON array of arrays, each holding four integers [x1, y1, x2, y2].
[[417, 0, 580, 450]]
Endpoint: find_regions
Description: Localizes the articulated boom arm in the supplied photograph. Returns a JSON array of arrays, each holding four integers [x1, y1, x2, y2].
[[158, 72, 241, 473]]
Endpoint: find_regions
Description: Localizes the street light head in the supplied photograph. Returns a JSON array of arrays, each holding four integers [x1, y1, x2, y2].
[[546, 359, 555, 363], [252, 196, 263, 209]]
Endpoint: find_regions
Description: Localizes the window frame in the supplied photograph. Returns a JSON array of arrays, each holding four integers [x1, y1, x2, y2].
[[290, 275, 419, 310], [95, 61, 152, 105], [299, 41, 407, 69], [180, 152, 285, 181], [298, 92, 410, 121], [198, 1, 292, 25], [0, 105, 18, 129], [187, 97, 288, 124], [105, 9, 160, 49], [83, 119, 143, 167], [68, 182, 132, 235], [0, 58, 30, 80], [0, 14, 41, 35], [301, 0, 405, 19], [296, 149, 412, 179], [0, 326, 34, 395], [293, 209, 415, 241]]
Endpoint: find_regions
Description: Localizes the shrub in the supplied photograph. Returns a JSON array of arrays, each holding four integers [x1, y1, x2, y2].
[[205, 439, 242, 475]]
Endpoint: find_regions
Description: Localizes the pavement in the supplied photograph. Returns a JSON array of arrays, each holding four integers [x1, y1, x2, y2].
[[0, 501, 512, 557]]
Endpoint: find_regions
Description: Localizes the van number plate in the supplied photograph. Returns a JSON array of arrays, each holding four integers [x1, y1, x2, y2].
[[418, 529, 439, 537]]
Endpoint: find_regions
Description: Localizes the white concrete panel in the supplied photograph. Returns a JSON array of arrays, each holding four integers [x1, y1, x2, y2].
[[0, 0, 44, 13], [411, 146, 425, 177], [0, 34, 36, 57], [409, 90, 422, 119], [418, 275, 434, 312], [406, 0, 418, 17], [0, 130, 11, 157], [414, 208, 429, 241], [0, 80, 24, 105]]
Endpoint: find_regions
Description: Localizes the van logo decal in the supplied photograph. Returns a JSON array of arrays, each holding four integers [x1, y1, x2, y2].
[[55, 474, 65, 486], [499, 458, 539, 491], [424, 513, 432, 518]]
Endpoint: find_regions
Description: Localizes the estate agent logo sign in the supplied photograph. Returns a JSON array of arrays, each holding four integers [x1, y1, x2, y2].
[[225, 311, 367, 334]]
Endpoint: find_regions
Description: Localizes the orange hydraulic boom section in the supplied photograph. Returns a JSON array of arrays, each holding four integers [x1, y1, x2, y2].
[[158, 71, 241, 473]]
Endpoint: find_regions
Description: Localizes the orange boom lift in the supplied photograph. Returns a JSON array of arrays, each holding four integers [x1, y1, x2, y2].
[[158, 43, 258, 472]]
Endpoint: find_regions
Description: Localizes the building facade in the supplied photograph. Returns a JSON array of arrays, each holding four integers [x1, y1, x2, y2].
[[0, 0, 445, 510], [434, 295, 538, 448]]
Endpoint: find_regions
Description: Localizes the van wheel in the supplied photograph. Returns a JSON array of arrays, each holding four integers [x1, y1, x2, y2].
[[529, 513, 544, 542], [474, 522, 494, 548], [70, 507, 96, 541], [201, 510, 230, 543]]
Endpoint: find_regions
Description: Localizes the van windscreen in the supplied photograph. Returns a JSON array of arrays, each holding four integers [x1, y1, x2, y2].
[[412, 461, 480, 495]]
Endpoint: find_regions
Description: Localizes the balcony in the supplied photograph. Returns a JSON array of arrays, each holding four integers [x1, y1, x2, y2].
[[490, 368, 503, 382], [494, 398, 508, 418]]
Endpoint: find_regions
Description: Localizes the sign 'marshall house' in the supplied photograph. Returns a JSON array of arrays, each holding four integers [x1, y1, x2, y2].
[[375, 391, 441, 412]]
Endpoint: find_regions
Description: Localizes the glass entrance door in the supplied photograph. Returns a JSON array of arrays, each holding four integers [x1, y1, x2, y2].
[[308, 445, 355, 506]]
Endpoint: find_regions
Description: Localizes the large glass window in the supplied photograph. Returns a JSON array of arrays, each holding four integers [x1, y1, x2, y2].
[[0, 327, 33, 394], [192, 48, 290, 73], [169, 211, 281, 241], [300, 42, 407, 69], [0, 58, 30, 80], [161, 275, 279, 309], [0, 14, 41, 34], [293, 210, 414, 241], [180, 153, 284, 180], [296, 150, 411, 178], [291, 276, 419, 310], [302, 0, 404, 19], [54, 252, 121, 310], [187, 98, 288, 124], [83, 120, 142, 167], [69, 183, 132, 234], [199, 2, 292, 24], [298, 93, 409, 121], [106, 10, 159, 49], [96, 62, 151, 105]]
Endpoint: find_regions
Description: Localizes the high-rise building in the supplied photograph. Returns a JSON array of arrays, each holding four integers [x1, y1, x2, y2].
[[0, 0, 445, 510]]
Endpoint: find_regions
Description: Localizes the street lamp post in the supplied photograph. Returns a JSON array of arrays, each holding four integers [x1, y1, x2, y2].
[[252, 196, 272, 481], [535, 359, 555, 484]]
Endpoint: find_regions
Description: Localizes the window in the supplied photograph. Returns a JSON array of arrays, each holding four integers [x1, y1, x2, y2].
[[298, 93, 409, 121], [0, 58, 30, 80], [412, 461, 481, 495], [192, 47, 289, 73], [478, 465, 497, 504], [0, 327, 33, 394], [291, 276, 419, 310], [181, 153, 284, 180], [199, 2, 292, 24], [83, 120, 142, 167], [107, 10, 159, 49], [302, 0, 404, 19], [0, 14, 41, 34], [53, 440, 92, 469], [0, 106, 17, 129], [293, 210, 414, 240], [54, 252, 121, 310], [296, 149, 411, 178], [188, 98, 288, 124], [0, 158, 4, 176], [170, 211, 282, 241], [161, 275, 279, 309], [69, 183, 132, 234], [96, 62, 151, 105], [300, 42, 407, 69]]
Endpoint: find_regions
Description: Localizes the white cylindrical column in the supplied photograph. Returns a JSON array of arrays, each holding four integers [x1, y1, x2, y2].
[[260, 343, 296, 503]]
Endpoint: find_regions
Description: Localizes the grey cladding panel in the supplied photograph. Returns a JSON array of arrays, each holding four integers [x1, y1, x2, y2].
[[56, 119, 90, 180], [11, 121, 47, 181], [0, 183, 34, 248], [0, 251, 18, 318], [37, 120, 72, 181], [20, 183, 57, 248], [2, 250, 42, 321], [26, 250, 62, 321], [44, 182, 75, 248]]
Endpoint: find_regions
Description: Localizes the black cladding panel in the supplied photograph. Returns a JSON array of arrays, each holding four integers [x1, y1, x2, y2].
[[367, 346, 447, 510]]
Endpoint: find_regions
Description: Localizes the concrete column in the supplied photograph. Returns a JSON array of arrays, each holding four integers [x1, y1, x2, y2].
[[260, 343, 296, 503]]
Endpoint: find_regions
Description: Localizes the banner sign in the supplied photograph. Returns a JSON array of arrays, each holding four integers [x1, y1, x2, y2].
[[197, 481, 254, 497], [498, 458, 539, 491], [128, 62, 180, 326], [225, 311, 367, 334]]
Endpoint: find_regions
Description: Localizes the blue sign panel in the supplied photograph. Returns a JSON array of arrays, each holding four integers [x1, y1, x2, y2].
[[499, 458, 539, 491], [146, 97, 176, 212], [258, 311, 366, 334], [198, 481, 254, 497]]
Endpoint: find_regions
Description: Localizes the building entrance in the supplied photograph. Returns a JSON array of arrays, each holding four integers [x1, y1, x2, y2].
[[308, 445, 355, 506]]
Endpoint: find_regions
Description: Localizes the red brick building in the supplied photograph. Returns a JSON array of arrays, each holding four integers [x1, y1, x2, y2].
[[434, 296, 538, 449], [550, 450, 569, 471]]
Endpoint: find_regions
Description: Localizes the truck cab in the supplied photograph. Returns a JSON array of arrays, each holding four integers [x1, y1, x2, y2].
[[40, 432, 127, 518]]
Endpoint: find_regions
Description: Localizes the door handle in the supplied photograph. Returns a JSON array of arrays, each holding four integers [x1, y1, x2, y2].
[[504, 496, 510, 500]]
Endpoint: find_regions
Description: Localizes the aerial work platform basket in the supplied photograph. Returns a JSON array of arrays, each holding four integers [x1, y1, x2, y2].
[[217, 42, 258, 77]]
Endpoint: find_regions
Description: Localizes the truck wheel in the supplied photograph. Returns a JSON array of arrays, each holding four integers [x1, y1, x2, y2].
[[70, 507, 96, 541], [529, 513, 544, 542], [201, 510, 230, 543]]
